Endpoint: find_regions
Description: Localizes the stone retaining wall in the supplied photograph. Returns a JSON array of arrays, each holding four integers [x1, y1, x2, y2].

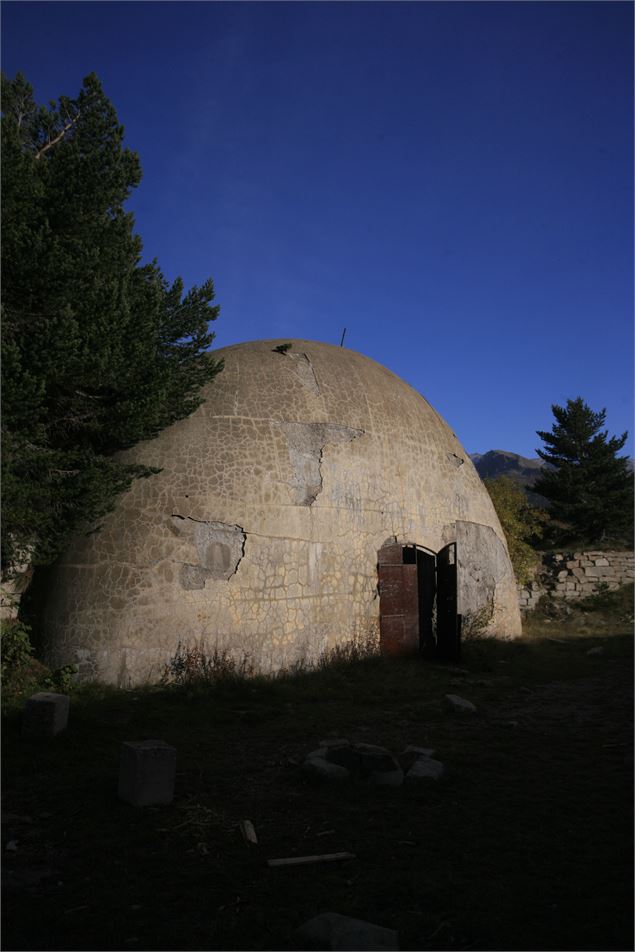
[[519, 550, 634, 612]]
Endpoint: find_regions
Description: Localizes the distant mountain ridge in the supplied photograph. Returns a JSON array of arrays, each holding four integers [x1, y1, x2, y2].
[[470, 450, 546, 506], [470, 449, 543, 480]]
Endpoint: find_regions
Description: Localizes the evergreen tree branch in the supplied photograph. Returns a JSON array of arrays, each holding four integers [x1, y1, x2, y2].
[[34, 111, 80, 160]]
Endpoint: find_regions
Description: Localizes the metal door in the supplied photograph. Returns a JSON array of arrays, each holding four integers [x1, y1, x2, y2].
[[416, 548, 437, 656], [377, 543, 419, 656], [436, 542, 461, 662]]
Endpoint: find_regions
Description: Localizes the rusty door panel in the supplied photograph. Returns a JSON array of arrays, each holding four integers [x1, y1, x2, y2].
[[377, 542, 404, 566], [379, 612, 419, 655], [378, 564, 418, 616], [378, 559, 419, 656]]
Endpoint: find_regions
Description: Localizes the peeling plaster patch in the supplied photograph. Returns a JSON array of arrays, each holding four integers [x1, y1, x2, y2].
[[288, 352, 320, 395], [278, 423, 364, 506], [447, 452, 464, 468], [170, 516, 246, 589]]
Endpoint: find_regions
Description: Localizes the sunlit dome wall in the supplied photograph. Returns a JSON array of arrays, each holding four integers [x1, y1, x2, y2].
[[38, 340, 521, 685]]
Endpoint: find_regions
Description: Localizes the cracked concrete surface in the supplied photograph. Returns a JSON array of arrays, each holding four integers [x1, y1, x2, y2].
[[170, 515, 246, 587], [287, 352, 320, 395], [277, 422, 365, 506], [38, 339, 521, 685]]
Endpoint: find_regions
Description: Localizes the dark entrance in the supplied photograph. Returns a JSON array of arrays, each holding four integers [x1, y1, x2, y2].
[[436, 543, 461, 662], [377, 541, 460, 662]]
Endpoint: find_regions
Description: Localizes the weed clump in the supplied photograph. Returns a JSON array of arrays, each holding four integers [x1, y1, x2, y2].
[[160, 642, 255, 688], [461, 599, 495, 641], [316, 630, 380, 671]]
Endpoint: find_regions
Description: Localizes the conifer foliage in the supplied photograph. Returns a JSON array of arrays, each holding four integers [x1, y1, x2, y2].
[[1, 72, 223, 576], [533, 398, 633, 546]]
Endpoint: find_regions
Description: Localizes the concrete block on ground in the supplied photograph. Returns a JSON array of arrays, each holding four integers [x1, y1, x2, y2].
[[22, 692, 70, 737], [118, 739, 176, 806]]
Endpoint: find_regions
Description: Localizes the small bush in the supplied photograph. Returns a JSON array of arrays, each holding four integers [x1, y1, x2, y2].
[[40, 663, 79, 693], [462, 599, 495, 640], [578, 582, 627, 613], [1, 618, 79, 702], [1, 619, 34, 678]]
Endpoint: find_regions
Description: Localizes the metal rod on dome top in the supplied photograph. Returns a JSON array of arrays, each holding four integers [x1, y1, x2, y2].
[[340, 328, 347, 347]]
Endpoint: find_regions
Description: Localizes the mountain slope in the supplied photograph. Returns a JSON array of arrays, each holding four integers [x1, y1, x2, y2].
[[470, 450, 546, 506]]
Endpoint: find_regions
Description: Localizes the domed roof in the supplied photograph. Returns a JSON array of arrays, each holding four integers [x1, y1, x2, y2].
[[40, 339, 521, 684]]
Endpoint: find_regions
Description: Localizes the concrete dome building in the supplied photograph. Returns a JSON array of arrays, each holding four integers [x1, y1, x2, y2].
[[39, 340, 521, 685]]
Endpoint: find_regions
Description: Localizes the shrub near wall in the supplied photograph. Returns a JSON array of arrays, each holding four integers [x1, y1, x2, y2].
[[519, 550, 635, 612]]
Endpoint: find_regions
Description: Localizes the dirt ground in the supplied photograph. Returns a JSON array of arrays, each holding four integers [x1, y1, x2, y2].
[[2, 631, 633, 952]]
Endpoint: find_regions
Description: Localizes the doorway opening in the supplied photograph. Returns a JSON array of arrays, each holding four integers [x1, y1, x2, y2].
[[377, 541, 461, 662]]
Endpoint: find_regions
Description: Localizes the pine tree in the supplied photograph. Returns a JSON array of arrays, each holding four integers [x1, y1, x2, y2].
[[533, 398, 633, 546], [1, 72, 223, 576]]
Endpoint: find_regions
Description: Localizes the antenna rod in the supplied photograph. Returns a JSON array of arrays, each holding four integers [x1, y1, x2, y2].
[[340, 327, 347, 347]]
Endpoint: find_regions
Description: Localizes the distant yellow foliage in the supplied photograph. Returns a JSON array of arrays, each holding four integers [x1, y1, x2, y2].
[[484, 476, 550, 585]]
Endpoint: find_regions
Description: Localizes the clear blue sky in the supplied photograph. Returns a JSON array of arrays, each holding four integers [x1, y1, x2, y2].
[[2, 1, 633, 458]]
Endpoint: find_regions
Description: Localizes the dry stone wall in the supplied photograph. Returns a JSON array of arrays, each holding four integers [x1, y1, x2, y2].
[[519, 550, 634, 611]]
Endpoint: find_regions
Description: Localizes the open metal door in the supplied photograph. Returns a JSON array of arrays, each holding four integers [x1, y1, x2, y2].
[[416, 548, 437, 657], [436, 542, 461, 662], [377, 543, 419, 656]]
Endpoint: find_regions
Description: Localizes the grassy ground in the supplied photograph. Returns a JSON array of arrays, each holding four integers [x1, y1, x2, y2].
[[2, 601, 633, 951]]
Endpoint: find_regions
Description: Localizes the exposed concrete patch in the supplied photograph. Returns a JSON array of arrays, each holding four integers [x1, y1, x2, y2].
[[170, 516, 246, 589], [288, 352, 320, 395], [456, 520, 519, 633], [278, 423, 364, 506]]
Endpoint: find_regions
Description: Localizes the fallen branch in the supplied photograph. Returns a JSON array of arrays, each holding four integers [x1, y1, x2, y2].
[[267, 851, 355, 868]]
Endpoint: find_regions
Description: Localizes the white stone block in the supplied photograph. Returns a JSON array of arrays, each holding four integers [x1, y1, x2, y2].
[[22, 692, 70, 737], [118, 739, 176, 806]]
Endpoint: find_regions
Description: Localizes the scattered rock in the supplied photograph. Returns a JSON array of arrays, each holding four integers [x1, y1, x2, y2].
[[325, 745, 361, 772], [445, 694, 477, 714], [2, 866, 55, 892], [303, 741, 403, 784], [367, 768, 404, 787], [406, 757, 445, 782], [296, 912, 399, 950], [303, 753, 350, 782], [356, 743, 400, 775], [398, 746, 436, 769], [586, 646, 604, 656]]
